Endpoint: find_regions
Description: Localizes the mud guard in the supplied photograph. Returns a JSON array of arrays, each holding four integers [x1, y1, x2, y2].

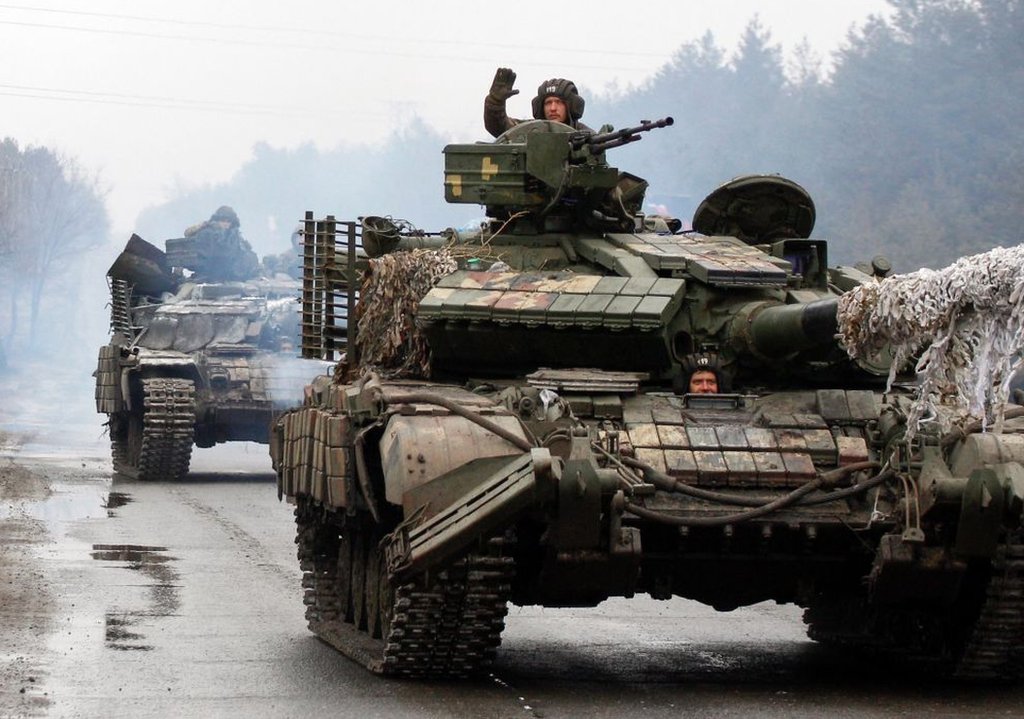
[[956, 467, 1008, 558], [384, 448, 558, 579]]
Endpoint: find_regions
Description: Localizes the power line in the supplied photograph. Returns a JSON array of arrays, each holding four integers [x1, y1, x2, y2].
[[0, 3, 670, 61], [0, 82, 400, 118], [0, 16, 663, 75]]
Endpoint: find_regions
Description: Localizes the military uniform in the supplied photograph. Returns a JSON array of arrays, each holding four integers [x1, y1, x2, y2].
[[182, 206, 260, 281]]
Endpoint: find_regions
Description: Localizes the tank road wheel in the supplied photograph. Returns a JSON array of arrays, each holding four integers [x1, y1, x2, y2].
[[293, 501, 516, 678], [115, 378, 196, 481]]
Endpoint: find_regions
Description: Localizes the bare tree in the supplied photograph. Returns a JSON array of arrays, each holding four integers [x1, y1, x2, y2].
[[0, 138, 109, 363]]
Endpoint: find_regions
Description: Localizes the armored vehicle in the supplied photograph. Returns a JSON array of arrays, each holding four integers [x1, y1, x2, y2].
[[272, 119, 1024, 680], [96, 232, 305, 481]]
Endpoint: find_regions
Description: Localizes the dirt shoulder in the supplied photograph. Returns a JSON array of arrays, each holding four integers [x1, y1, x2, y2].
[[0, 445, 57, 716]]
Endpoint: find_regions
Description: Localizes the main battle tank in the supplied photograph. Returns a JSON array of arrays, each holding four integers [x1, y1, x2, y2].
[[272, 119, 1024, 680], [95, 231, 306, 481]]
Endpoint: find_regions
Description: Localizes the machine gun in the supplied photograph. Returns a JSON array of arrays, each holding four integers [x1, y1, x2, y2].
[[443, 116, 675, 230], [571, 116, 675, 154]]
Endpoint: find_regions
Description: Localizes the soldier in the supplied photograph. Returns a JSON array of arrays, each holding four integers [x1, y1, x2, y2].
[[182, 205, 260, 281], [682, 353, 724, 394], [484, 67, 592, 138]]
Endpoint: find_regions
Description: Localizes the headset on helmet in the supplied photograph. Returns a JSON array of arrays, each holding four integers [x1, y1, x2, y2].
[[531, 78, 585, 122]]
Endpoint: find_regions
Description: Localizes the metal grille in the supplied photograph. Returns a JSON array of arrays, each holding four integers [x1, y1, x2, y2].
[[299, 213, 361, 363], [109, 277, 133, 339]]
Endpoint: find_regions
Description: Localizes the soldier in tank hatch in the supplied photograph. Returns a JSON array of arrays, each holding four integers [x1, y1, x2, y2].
[[682, 352, 725, 394], [182, 205, 260, 281], [484, 67, 593, 138]]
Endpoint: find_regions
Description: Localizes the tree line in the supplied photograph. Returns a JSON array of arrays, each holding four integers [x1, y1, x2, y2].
[[597, 0, 1024, 269], [2, 0, 1019, 370], [137, 1, 1022, 272], [0, 139, 109, 369]]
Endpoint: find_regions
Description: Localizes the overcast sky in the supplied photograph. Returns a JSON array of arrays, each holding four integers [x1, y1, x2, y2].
[[1, 1, 892, 235]]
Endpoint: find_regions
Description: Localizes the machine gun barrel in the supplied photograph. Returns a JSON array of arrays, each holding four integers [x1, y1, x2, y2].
[[573, 116, 674, 154]]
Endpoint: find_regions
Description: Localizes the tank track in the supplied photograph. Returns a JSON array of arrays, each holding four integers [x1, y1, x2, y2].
[[296, 500, 514, 678], [120, 377, 196, 481], [954, 530, 1024, 680], [805, 530, 1024, 681]]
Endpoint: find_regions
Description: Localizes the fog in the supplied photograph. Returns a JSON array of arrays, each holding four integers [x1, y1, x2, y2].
[[2, 1, 1022, 443]]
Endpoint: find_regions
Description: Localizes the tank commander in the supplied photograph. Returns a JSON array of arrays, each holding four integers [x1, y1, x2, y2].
[[683, 353, 723, 394], [182, 205, 260, 281], [484, 67, 593, 138]]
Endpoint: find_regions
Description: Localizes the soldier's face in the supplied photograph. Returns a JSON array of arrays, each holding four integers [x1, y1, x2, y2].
[[544, 96, 568, 123], [689, 370, 718, 394]]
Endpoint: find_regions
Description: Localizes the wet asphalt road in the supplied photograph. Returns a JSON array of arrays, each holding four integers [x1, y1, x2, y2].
[[4, 418, 1024, 717]]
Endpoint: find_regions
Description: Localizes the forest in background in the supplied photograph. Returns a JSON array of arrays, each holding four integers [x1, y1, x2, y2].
[[135, 0, 1024, 271], [1, 0, 1021, 368]]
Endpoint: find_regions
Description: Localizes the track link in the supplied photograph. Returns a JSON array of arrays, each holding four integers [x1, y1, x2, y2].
[[296, 500, 514, 678], [132, 377, 196, 481], [954, 531, 1024, 680]]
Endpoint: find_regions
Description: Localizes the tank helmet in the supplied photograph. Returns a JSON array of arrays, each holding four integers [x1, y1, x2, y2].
[[681, 352, 726, 390], [531, 78, 585, 122], [682, 352, 720, 375], [211, 205, 240, 227]]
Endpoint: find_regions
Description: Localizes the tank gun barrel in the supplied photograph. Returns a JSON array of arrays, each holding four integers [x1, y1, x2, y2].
[[734, 298, 840, 359], [572, 116, 674, 154]]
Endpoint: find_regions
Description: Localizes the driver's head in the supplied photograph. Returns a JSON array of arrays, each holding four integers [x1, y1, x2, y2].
[[688, 369, 719, 394], [682, 352, 725, 394]]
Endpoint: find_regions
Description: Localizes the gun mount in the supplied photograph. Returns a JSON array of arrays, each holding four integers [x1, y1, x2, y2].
[[444, 117, 672, 233]]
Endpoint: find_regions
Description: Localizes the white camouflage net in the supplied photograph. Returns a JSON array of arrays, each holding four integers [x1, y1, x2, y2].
[[354, 248, 457, 379], [837, 244, 1024, 441]]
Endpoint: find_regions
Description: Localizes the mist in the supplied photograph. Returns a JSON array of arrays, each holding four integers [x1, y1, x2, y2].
[[3, 1, 1021, 455]]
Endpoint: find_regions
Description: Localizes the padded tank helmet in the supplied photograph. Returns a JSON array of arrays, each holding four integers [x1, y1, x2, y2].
[[211, 205, 240, 227], [531, 78, 585, 123], [680, 352, 728, 392]]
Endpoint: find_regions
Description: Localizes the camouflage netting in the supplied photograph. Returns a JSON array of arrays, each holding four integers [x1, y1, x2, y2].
[[354, 248, 457, 379], [837, 244, 1024, 439]]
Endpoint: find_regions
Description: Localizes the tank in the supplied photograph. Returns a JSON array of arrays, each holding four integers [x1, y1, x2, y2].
[[95, 232, 305, 481], [271, 118, 1024, 680]]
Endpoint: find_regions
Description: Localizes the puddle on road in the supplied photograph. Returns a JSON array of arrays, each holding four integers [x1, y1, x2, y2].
[[90, 544, 180, 651], [104, 613, 153, 651], [0, 484, 133, 524], [105, 491, 131, 512]]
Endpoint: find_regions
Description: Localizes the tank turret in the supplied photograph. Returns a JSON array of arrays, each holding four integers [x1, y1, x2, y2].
[[270, 119, 1024, 682], [347, 130, 889, 389]]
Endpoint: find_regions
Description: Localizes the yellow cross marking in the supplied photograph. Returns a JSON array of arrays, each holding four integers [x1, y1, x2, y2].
[[481, 157, 499, 181], [446, 174, 462, 197]]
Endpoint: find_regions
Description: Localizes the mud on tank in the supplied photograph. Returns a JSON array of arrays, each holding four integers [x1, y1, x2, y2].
[[271, 118, 1024, 680]]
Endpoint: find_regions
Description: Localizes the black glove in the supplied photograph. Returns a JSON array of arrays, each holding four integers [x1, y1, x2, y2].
[[489, 67, 519, 102]]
